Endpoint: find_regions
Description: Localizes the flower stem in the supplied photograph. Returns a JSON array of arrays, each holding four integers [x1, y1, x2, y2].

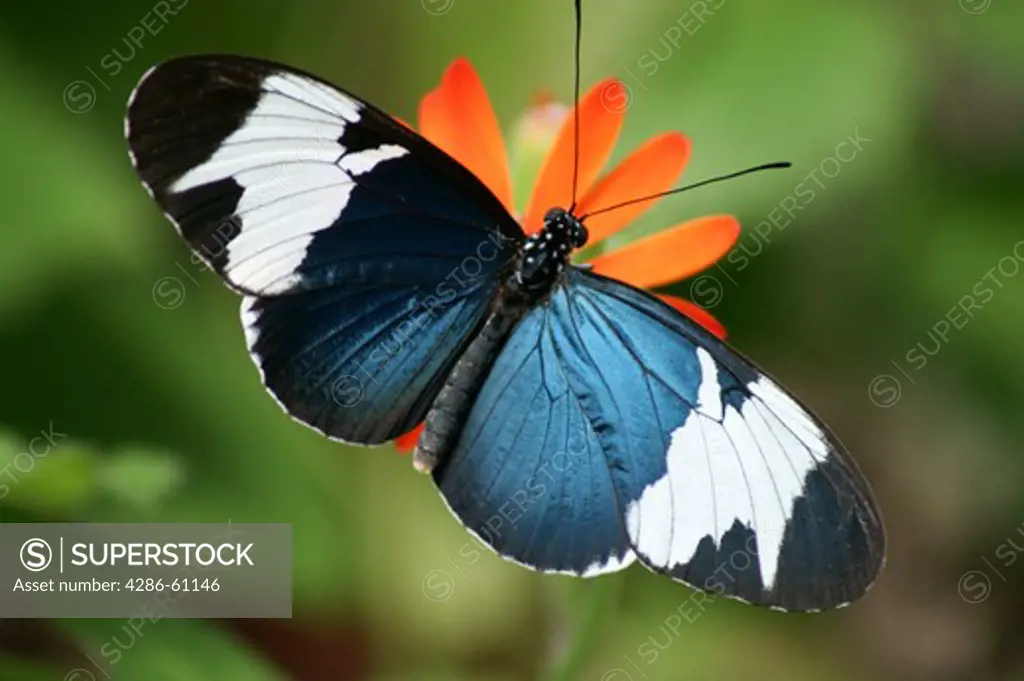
[[541, 573, 625, 681]]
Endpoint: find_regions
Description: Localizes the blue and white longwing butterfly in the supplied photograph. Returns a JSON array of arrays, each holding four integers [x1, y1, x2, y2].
[[125, 4, 884, 612]]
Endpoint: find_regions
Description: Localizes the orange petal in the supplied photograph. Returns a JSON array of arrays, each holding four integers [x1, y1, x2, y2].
[[522, 78, 627, 234], [394, 423, 424, 453], [589, 215, 740, 289], [575, 133, 691, 245], [418, 58, 514, 212], [659, 295, 728, 339]]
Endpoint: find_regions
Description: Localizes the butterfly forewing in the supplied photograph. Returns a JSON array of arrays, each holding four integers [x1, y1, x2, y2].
[[126, 55, 522, 295], [125, 55, 523, 443]]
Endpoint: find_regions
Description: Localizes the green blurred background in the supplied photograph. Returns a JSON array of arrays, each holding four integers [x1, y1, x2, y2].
[[2, 0, 1024, 679]]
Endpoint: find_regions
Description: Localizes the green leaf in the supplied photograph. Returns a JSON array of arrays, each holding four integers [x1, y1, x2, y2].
[[96, 447, 186, 510], [0, 429, 98, 515]]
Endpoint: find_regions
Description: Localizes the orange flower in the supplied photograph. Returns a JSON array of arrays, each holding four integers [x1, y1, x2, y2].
[[395, 58, 738, 452]]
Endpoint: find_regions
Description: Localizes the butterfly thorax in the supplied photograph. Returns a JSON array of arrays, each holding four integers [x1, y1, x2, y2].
[[516, 207, 588, 296]]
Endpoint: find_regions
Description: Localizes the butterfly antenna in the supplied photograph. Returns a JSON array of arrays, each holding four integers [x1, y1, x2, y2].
[[578, 161, 792, 220], [568, 0, 583, 213]]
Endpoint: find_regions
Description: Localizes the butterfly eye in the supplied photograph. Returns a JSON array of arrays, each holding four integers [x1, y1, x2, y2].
[[572, 223, 589, 248], [543, 207, 566, 225]]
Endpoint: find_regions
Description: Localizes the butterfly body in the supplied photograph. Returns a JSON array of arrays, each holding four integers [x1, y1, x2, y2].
[[416, 206, 590, 471], [414, 279, 530, 473], [126, 54, 884, 612], [517, 207, 589, 294]]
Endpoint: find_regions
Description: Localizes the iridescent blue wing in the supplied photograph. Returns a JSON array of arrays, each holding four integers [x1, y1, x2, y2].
[[434, 268, 885, 610], [433, 296, 637, 577], [126, 55, 523, 443]]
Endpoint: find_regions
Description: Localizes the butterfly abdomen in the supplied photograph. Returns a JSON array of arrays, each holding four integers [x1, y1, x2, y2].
[[413, 283, 531, 473]]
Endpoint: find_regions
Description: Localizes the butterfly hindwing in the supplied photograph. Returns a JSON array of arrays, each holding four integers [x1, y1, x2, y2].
[[434, 268, 884, 610], [240, 279, 495, 443], [432, 300, 637, 576], [126, 55, 524, 443]]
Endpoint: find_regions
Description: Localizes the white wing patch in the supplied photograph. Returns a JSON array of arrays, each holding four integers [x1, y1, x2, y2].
[[264, 73, 362, 122], [695, 348, 723, 420], [581, 550, 637, 577], [168, 72, 407, 295], [625, 349, 832, 591], [626, 414, 715, 568], [338, 144, 408, 175], [227, 181, 356, 294]]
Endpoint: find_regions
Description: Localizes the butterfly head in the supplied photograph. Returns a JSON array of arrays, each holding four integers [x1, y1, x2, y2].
[[516, 208, 588, 295]]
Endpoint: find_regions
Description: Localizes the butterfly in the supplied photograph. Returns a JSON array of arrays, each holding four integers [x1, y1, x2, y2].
[[125, 4, 884, 613]]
